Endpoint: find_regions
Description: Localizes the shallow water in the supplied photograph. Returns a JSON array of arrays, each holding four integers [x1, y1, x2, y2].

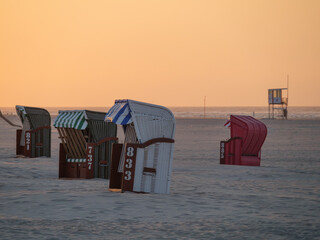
[[0, 118, 319, 239]]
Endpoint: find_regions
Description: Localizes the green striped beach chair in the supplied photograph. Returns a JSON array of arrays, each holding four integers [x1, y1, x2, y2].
[[54, 110, 117, 179]]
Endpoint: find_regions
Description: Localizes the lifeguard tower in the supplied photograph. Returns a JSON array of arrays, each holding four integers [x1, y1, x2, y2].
[[268, 88, 288, 119]]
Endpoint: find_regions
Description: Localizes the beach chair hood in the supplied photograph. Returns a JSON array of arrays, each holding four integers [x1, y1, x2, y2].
[[105, 99, 175, 143], [16, 105, 50, 129], [54, 110, 114, 143], [230, 115, 267, 156], [54, 110, 89, 130]]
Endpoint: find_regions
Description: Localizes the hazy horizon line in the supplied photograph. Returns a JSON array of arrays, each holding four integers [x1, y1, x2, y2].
[[1, 105, 320, 108]]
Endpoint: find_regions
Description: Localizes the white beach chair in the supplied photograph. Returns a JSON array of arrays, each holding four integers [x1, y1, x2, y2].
[[106, 99, 176, 194]]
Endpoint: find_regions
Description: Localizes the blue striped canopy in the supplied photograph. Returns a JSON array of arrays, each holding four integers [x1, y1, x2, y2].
[[105, 100, 133, 125]]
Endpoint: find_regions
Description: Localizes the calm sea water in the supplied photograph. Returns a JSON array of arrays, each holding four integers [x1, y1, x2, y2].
[[2, 106, 320, 119]]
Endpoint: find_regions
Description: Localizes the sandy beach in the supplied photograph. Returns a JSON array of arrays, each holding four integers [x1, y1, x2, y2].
[[0, 116, 320, 239], [2, 0, 320, 238]]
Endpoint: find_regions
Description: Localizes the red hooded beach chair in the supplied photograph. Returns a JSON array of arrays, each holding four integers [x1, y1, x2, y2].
[[220, 115, 267, 166]]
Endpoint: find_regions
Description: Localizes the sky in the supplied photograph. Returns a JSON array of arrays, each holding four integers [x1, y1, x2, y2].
[[0, 0, 320, 107]]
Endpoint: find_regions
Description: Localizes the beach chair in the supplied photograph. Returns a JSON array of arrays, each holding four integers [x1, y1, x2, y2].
[[16, 106, 51, 158], [106, 99, 176, 194], [54, 110, 117, 179], [220, 115, 267, 166]]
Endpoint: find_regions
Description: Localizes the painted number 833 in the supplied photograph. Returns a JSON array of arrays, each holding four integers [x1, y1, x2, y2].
[[124, 147, 134, 181]]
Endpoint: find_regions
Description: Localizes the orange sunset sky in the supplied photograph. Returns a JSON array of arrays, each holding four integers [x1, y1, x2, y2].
[[0, 0, 320, 107]]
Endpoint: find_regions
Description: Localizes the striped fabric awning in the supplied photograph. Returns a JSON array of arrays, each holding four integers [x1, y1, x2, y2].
[[67, 158, 86, 163], [54, 111, 88, 130], [105, 100, 133, 125]]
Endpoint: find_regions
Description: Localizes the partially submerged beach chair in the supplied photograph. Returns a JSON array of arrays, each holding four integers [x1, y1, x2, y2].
[[106, 100, 175, 194], [16, 106, 51, 158], [54, 110, 117, 179], [220, 115, 267, 166]]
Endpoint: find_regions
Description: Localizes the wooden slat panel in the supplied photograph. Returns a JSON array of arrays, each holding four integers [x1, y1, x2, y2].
[[65, 128, 82, 158], [62, 128, 77, 158], [57, 128, 71, 157], [62, 127, 75, 158], [60, 127, 72, 158], [69, 128, 86, 158], [75, 129, 87, 151]]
